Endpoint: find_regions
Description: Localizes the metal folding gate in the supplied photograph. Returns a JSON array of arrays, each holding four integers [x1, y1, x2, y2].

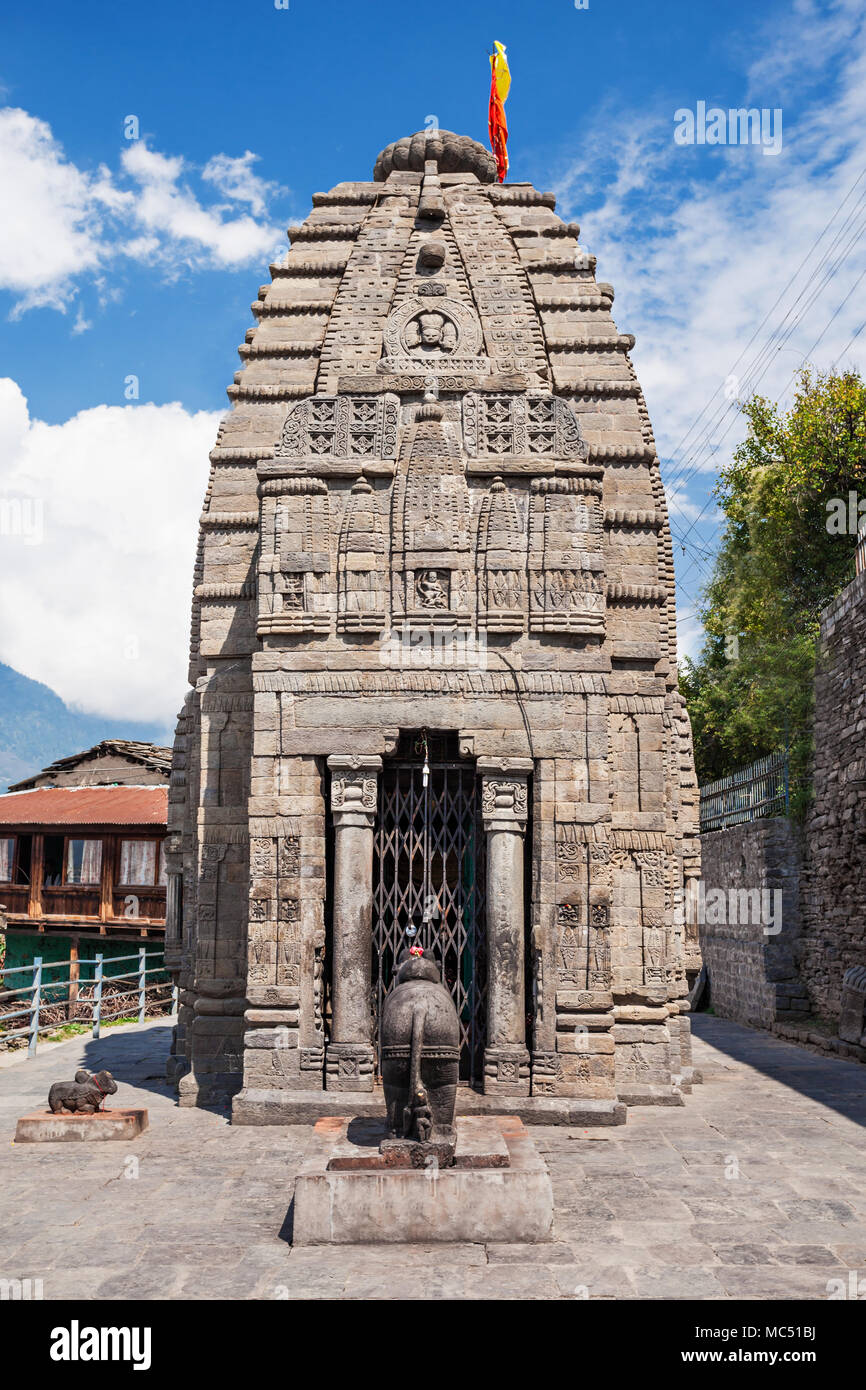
[[372, 755, 487, 1086]]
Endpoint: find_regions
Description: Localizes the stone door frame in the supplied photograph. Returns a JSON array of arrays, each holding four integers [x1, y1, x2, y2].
[[370, 745, 488, 1087]]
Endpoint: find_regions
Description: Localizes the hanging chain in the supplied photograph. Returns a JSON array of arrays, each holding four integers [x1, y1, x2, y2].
[[412, 730, 432, 949]]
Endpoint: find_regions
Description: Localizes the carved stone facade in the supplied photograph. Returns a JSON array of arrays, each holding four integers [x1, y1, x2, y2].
[[166, 130, 701, 1122]]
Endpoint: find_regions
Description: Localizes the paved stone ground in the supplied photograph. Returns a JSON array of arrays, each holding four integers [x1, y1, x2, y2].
[[1, 1014, 864, 1300]]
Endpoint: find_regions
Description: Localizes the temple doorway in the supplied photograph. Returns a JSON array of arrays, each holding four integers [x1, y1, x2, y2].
[[372, 732, 487, 1087]]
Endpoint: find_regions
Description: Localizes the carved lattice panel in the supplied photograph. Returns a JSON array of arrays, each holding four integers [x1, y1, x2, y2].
[[373, 759, 487, 1086]]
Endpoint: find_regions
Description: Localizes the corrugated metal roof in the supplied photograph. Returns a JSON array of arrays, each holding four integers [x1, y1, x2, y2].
[[0, 786, 168, 827]]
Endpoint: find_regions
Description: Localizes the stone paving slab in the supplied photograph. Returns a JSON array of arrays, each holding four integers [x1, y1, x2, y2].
[[0, 1014, 864, 1299]]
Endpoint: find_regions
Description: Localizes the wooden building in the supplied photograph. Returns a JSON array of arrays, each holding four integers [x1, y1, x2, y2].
[[0, 743, 170, 980]]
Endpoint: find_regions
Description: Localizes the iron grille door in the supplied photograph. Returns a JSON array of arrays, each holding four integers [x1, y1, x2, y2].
[[372, 759, 487, 1087]]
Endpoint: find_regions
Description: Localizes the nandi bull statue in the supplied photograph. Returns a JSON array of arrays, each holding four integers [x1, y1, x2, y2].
[[48, 1068, 117, 1115], [380, 945, 460, 1157]]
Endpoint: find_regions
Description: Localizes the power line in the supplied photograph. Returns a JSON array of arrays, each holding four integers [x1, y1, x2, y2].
[[665, 198, 866, 505], [662, 171, 866, 501], [676, 251, 866, 555], [659, 165, 866, 484], [831, 318, 866, 368]]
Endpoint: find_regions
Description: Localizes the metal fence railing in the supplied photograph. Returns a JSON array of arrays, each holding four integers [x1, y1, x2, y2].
[[699, 750, 790, 833], [0, 949, 176, 1057]]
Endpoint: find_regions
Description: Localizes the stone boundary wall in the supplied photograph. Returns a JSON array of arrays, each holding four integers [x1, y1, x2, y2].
[[771, 1019, 866, 1064], [698, 817, 803, 1027], [698, 567, 866, 1045], [798, 567, 866, 1023]]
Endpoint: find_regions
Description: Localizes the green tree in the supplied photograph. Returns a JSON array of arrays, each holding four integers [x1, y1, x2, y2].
[[682, 367, 866, 799]]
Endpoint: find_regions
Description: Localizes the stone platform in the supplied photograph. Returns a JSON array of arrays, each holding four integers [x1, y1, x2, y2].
[[14, 1108, 149, 1143], [233, 1086, 626, 1128], [292, 1115, 555, 1245], [6, 1017, 866, 1298]]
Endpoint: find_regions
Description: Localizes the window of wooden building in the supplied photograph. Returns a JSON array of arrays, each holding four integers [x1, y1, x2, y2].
[[0, 835, 32, 884], [0, 836, 14, 880], [118, 838, 166, 887], [41, 835, 102, 886], [66, 838, 103, 885]]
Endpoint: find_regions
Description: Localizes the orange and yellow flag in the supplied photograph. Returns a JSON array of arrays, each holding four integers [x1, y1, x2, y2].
[[488, 40, 511, 184]]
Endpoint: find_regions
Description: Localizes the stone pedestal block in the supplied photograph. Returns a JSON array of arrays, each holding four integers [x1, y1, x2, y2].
[[292, 1115, 554, 1244], [15, 1109, 149, 1143]]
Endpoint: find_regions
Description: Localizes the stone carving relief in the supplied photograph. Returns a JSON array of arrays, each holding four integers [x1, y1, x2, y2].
[[337, 474, 387, 633], [528, 478, 605, 637], [588, 929, 611, 990], [557, 902, 586, 987], [381, 295, 486, 373], [390, 397, 472, 625], [247, 829, 305, 991], [839, 966, 866, 1044], [462, 392, 588, 459], [258, 478, 333, 636], [276, 892, 301, 986], [445, 194, 550, 377], [609, 842, 667, 988], [276, 394, 399, 460], [531, 1051, 561, 1096], [330, 771, 378, 813], [251, 837, 275, 878], [278, 837, 300, 878], [476, 475, 525, 633], [554, 825, 612, 990], [406, 311, 458, 353], [480, 773, 530, 833], [248, 829, 276, 987], [415, 569, 450, 609], [195, 843, 227, 982]]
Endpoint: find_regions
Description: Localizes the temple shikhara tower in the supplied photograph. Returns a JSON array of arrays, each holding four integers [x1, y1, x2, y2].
[[165, 130, 701, 1124]]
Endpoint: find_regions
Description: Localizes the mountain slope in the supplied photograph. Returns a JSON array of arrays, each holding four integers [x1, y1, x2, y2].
[[0, 663, 173, 790]]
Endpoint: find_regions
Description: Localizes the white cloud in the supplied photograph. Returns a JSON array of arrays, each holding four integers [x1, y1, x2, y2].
[[548, 0, 866, 627], [667, 486, 715, 525], [0, 108, 107, 314], [0, 107, 285, 315], [0, 378, 219, 722], [202, 150, 281, 218], [120, 142, 280, 271]]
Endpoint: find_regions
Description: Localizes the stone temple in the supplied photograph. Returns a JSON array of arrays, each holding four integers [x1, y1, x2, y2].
[[164, 129, 702, 1125]]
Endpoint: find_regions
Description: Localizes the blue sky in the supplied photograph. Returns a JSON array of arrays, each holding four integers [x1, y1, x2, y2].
[[1, 0, 864, 724]]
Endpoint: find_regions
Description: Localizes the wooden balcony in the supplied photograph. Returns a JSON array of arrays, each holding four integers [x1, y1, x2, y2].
[[0, 829, 166, 940]]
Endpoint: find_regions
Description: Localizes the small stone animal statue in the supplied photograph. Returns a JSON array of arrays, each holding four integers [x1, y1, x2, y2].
[[381, 947, 459, 1142], [403, 1085, 433, 1143], [48, 1069, 117, 1115]]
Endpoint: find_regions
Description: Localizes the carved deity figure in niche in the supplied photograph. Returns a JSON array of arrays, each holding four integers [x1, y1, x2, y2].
[[416, 569, 449, 609], [278, 574, 305, 610], [406, 311, 457, 355]]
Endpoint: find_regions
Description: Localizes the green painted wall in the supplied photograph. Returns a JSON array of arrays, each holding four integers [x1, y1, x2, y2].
[[2, 933, 168, 1005]]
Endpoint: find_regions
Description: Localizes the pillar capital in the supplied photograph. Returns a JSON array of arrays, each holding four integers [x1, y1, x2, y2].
[[478, 759, 532, 834], [327, 755, 382, 828]]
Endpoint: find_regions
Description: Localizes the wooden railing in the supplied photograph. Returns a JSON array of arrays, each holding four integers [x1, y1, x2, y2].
[[699, 750, 790, 833]]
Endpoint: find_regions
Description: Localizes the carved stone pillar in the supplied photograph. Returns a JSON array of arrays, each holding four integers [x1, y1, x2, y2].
[[325, 755, 381, 1091], [479, 757, 533, 1096]]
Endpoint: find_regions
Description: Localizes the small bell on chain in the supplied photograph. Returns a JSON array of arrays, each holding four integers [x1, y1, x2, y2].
[[421, 729, 430, 790]]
